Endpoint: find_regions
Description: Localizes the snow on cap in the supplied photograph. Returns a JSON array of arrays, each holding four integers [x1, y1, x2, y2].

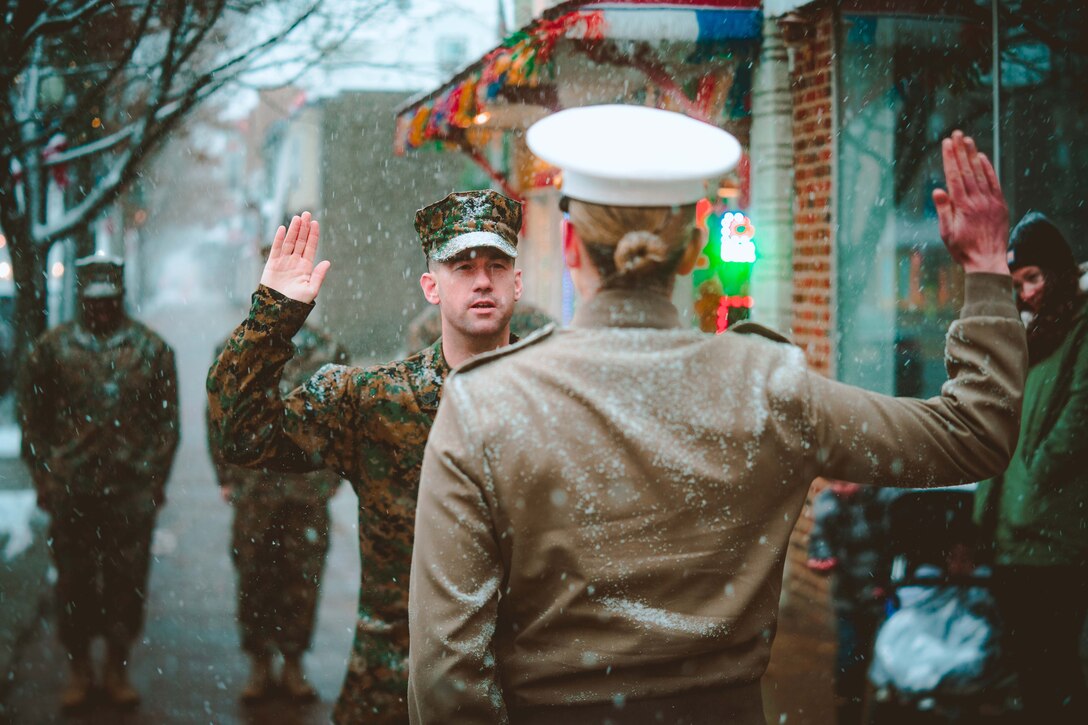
[[415, 190, 521, 262], [75, 255, 124, 298], [527, 105, 742, 207]]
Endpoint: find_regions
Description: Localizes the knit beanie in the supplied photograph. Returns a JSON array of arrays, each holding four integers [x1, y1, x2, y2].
[[1007, 212, 1076, 273]]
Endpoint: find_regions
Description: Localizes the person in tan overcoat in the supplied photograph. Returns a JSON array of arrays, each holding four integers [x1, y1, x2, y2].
[[407, 107, 1027, 724]]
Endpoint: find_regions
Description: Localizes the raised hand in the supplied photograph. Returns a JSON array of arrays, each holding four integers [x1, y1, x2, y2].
[[260, 212, 331, 304], [932, 131, 1010, 275]]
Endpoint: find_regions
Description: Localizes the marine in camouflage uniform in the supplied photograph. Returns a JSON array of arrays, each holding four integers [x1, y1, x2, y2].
[[207, 191, 525, 723], [404, 300, 555, 354], [207, 322, 348, 699], [19, 257, 179, 708]]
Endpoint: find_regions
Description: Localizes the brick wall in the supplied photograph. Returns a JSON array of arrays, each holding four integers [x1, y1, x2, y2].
[[785, 3, 836, 605]]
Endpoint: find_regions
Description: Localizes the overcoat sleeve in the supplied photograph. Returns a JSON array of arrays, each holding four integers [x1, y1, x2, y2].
[[408, 381, 507, 725], [805, 273, 1027, 487]]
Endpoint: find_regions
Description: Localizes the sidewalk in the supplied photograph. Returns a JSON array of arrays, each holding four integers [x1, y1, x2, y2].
[[763, 589, 838, 724], [0, 421, 52, 716]]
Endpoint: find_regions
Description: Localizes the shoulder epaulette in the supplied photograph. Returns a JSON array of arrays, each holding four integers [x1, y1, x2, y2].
[[727, 321, 794, 346], [454, 323, 558, 375]]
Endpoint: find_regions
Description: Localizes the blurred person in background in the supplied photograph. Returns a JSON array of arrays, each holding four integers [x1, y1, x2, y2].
[[19, 256, 179, 709], [808, 481, 898, 725], [975, 211, 1088, 721], [207, 241, 349, 702]]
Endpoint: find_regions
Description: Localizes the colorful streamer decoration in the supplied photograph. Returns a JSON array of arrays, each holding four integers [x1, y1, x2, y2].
[[397, 11, 605, 151]]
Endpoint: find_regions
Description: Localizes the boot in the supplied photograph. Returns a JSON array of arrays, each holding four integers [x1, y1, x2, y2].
[[60, 652, 94, 710], [103, 644, 141, 707], [241, 652, 274, 703], [281, 653, 317, 702]]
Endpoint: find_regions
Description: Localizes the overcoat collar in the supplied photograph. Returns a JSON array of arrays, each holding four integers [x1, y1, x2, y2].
[[571, 288, 682, 330]]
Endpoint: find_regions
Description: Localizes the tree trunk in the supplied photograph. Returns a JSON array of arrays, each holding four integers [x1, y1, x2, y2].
[[4, 220, 49, 369]]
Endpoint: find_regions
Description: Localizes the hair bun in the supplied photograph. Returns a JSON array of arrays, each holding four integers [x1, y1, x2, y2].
[[613, 231, 671, 276]]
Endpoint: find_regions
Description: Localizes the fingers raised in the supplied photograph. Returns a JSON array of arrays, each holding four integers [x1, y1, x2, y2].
[[302, 219, 320, 263], [951, 131, 979, 198], [296, 212, 312, 255], [963, 136, 990, 195], [978, 152, 1002, 196], [269, 224, 287, 260], [933, 188, 953, 244], [942, 136, 967, 204], [309, 259, 332, 296], [282, 215, 302, 256]]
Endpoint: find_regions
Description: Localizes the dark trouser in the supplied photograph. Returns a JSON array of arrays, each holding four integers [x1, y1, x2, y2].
[[332, 625, 409, 725], [48, 499, 157, 655], [833, 608, 882, 725], [511, 681, 765, 725], [992, 564, 1088, 722], [231, 496, 330, 656]]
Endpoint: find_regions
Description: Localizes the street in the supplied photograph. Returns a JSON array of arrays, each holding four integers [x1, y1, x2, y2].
[[4, 295, 361, 724]]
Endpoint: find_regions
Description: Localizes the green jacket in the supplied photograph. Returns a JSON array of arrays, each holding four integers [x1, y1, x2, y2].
[[975, 298, 1088, 566]]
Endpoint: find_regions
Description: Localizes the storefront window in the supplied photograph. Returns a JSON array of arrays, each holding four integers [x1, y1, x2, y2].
[[996, 0, 1088, 262], [837, 2, 1088, 397], [837, 7, 993, 397]]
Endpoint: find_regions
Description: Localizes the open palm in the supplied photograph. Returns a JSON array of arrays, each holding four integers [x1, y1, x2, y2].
[[260, 211, 331, 304], [932, 131, 1009, 275]]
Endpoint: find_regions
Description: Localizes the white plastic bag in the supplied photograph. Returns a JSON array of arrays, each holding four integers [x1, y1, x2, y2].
[[869, 584, 1006, 698]]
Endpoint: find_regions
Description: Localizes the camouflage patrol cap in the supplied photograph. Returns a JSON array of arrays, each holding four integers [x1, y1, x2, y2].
[[414, 190, 521, 262], [75, 255, 124, 298]]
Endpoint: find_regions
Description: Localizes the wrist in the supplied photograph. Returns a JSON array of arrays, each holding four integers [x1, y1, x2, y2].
[[961, 257, 1010, 276]]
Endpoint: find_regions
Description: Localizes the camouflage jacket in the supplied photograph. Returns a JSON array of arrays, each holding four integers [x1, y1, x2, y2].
[[207, 323, 349, 505], [207, 285, 452, 637], [19, 318, 180, 504]]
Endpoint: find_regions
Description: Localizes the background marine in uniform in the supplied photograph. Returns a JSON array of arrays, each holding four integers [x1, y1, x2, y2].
[[208, 307, 348, 703], [19, 256, 179, 709]]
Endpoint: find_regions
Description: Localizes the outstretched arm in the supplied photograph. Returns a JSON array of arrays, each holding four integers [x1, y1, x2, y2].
[[804, 132, 1026, 488], [207, 213, 355, 475]]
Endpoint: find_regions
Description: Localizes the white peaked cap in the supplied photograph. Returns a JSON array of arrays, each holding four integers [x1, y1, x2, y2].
[[526, 105, 742, 207]]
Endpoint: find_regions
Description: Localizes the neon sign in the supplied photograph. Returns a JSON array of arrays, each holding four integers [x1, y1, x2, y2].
[[719, 213, 756, 263]]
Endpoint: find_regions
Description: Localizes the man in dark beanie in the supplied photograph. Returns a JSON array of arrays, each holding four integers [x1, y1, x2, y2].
[[975, 212, 1088, 721]]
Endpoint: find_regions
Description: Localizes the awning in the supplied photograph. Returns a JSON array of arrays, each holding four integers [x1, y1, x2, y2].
[[393, 0, 762, 161]]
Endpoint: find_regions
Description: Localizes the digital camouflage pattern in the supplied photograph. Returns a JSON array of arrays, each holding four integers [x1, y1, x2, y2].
[[19, 317, 179, 653], [414, 189, 521, 261], [207, 285, 458, 724], [208, 323, 348, 657], [20, 319, 179, 507], [405, 300, 556, 354], [230, 497, 330, 656]]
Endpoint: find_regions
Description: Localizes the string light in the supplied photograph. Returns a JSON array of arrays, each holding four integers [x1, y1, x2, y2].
[[51, 261, 65, 278]]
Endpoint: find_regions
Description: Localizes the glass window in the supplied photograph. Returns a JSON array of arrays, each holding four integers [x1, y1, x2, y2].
[[837, 7, 993, 396], [837, 2, 1088, 397]]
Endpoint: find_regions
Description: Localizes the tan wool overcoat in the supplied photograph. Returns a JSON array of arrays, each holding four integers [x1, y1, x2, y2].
[[408, 273, 1027, 724]]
